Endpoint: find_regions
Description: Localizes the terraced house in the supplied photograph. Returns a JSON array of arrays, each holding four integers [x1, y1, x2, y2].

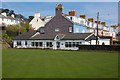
[[13, 4, 116, 50]]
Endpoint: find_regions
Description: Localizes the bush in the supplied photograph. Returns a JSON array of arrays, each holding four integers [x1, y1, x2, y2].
[[2, 33, 12, 43], [113, 40, 120, 44]]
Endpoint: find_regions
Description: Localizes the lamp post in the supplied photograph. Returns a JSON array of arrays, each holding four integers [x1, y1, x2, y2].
[[96, 12, 99, 45]]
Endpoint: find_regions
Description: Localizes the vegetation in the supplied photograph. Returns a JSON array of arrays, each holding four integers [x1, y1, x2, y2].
[[113, 40, 120, 45], [1, 22, 30, 48], [2, 34, 12, 43], [3, 49, 118, 78], [28, 16, 34, 22], [0, 8, 31, 46]]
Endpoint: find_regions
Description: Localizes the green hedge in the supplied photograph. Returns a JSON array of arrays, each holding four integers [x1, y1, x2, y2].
[[113, 40, 120, 44]]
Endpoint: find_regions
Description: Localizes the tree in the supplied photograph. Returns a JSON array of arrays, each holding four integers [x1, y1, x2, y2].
[[20, 22, 30, 30], [2, 33, 12, 43], [3, 9, 9, 14], [28, 16, 34, 22], [9, 10, 15, 16], [5, 25, 19, 37], [6, 25, 19, 32]]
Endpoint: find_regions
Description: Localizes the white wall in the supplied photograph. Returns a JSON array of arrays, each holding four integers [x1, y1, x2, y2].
[[29, 17, 44, 30], [0, 18, 19, 25], [91, 39, 110, 45], [66, 16, 86, 25], [13, 40, 91, 50]]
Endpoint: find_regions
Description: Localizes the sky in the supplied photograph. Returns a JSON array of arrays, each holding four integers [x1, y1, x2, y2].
[[0, 2, 119, 26]]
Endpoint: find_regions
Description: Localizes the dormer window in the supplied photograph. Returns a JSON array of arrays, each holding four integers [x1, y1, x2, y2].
[[56, 36, 59, 39], [38, 27, 44, 33], [55, 35, 60, 41], [55, 28, 59, 32]]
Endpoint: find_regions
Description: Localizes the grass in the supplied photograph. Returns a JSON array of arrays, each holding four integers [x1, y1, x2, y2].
[[2, 48, 118, 78]]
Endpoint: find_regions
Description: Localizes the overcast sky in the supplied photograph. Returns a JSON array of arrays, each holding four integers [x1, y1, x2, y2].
[[0, 2, 119, 26]]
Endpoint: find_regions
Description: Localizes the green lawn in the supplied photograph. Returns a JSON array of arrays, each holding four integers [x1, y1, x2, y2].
[[2, 48, 118, 78]]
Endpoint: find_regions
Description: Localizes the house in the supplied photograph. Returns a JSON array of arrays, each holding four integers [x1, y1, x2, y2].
[[13, 4, 113, 50], [29, 12, 52, 30], [66, 12, 117, 40], [13, 30, 97, 50], [0, 12, 19, 26]]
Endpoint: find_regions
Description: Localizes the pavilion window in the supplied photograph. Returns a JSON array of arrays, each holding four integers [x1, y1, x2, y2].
[[31, 42, 34, 46], [35, 42, 39, 47], [46, 42, 52, 47], [17, 41, 21, 46], [65, 42, 69, 47], [25, 41, 27, 45], [39, 42, 43, 47]]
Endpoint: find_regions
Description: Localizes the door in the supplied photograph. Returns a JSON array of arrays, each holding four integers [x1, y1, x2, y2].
[[56, 42, 60, 49]]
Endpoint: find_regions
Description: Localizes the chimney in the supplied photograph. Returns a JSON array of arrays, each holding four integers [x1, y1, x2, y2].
[[80, 15, 86, 19], [34, 12, 40, 18], [1, 12, 7, 17], [68, 10, 76, 16], [88, 18, 94, 22], [95, 21, 101, 24], [101, 22, 106, 26], [55, 4, 63, 16]]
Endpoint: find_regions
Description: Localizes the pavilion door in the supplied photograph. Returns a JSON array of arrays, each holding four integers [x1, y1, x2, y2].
[[56, 42, 60, 49]]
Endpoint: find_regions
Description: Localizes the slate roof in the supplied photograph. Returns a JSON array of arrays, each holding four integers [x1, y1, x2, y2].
[[30, 33, 56, 40], [14, 31, 95, 41], [17, 32, 92, 40], [14, 31, 36, 40], [61, 33, 93, 40]]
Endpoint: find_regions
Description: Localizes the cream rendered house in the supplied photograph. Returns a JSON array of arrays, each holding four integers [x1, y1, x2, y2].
[[29, 12, 44, 30], [29, 12, 52, 30]]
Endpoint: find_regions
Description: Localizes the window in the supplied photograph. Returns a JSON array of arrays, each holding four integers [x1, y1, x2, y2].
[[92, 23, 94, 27], [68, 42, 72, 47], [80, 20, 84, 24], [17, 41, 21, 46], [39, 42, 43, 47], [46, 42, 52, 47], [65, 42, 82, 48], [2, 18, 4, 21], [25, 41, 27, 45], [73, 42, 76, 47], [40, 27, 45, 33], [87, 22, 90, 26], [56, 36, 59, 40], [65, 42, 69, 47], [70, 17, 72, 20], [11, 19, 14, 22], [35, 42, 39, 47], [79, 42, 82, 44], [31, 42, 34, 46], [37, 19, 38, 22], [76, 28, 79, 33], [55, 28, 59, 32], [69, 26, 72, 32]]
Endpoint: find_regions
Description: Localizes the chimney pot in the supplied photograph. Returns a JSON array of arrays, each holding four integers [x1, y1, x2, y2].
[[88, 18, 94, 22], [80, 15, 86, 19]]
